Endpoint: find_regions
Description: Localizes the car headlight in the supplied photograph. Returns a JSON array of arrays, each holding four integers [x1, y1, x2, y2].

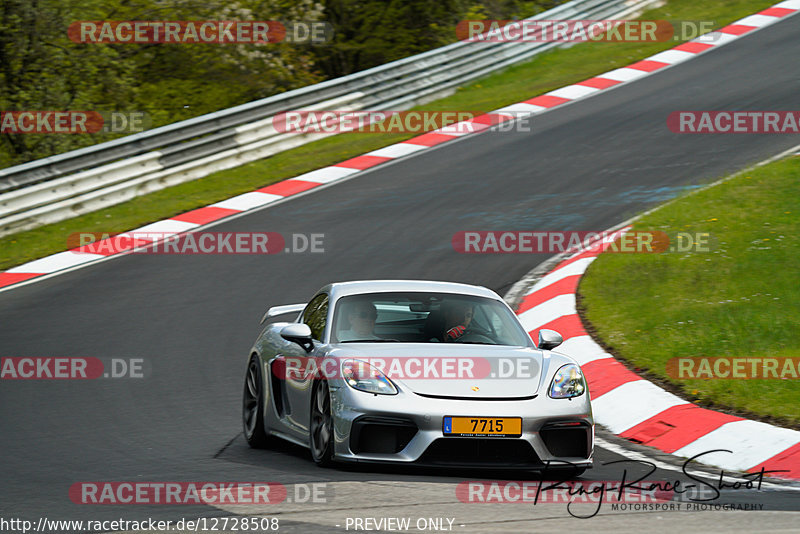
[[548, 364, 586, 399], [341, 359, 398, 395]]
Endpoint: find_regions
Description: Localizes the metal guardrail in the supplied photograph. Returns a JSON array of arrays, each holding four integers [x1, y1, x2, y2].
[[0, 0, 658, 237]]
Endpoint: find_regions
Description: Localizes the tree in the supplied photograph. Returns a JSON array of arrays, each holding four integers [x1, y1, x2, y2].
[[1, 0, 562, 168], [0, 0, 137, 166], [311, 0, 563, 77], [1, 0, 325, 167]]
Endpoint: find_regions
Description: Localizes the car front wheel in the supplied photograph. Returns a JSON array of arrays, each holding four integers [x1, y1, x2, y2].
[[309, 379, 334, 466]]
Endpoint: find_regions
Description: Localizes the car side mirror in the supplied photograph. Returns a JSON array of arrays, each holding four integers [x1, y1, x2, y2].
[[281, 324, 314, 353], [538, 329, 563, 350]]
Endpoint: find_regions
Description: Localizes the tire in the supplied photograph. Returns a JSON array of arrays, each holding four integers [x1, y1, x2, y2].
[[243, 356, 272, 448], [309, 379, 334, 466]]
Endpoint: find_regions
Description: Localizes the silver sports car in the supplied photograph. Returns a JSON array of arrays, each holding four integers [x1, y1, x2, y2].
[[242, 280, 593, 474]]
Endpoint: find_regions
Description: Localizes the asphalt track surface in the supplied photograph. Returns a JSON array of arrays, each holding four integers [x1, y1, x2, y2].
[[1, 12, 800, 532]]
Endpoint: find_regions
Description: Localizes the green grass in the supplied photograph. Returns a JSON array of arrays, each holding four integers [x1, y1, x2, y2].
[[579, 155, 800, 427], [0, 0, 778, 271]]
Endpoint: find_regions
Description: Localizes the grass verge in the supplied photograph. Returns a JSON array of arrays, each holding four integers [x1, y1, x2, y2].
[[579, 154, 800, 427], [0, 0, 778, 271]]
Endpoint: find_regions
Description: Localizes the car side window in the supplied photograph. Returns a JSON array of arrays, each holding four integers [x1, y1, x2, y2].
[[303, 293, 329, 341]]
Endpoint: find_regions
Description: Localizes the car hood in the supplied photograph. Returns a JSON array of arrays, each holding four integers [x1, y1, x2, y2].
[[328, 343, 543, 398]]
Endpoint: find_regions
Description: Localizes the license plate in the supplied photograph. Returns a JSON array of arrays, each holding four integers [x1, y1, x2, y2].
[[443, 416, 521, 437]]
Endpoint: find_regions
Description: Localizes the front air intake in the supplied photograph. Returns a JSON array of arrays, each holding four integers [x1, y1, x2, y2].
[[349, 417, 418, 454], [540, 423, 591, 459], [418, 438, 540, 467]]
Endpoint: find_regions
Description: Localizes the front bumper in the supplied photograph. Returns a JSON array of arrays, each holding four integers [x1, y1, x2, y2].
[[329, 383, 593, 469]]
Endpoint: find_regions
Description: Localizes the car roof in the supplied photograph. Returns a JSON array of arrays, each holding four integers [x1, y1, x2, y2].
[[324, 280, 500, 301]]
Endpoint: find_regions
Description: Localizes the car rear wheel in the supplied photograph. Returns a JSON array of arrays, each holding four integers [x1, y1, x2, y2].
[[243, 356, 272, 448], [310, 379, 334, 466]]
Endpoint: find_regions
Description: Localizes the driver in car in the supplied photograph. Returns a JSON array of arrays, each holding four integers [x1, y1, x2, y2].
[[443, 302, 473, 342], [338, 301, 381, 341]]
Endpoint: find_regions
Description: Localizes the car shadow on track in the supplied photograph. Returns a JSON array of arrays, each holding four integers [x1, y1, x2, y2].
[[217, 433, 585, 482]]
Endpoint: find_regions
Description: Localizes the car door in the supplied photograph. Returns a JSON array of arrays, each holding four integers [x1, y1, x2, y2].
[[285, 292, 329, 432]]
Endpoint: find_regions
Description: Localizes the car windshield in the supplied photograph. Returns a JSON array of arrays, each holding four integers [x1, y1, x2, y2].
[[331, 291, 533, 346]]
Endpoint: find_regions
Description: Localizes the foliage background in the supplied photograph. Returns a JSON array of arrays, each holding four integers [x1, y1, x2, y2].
[[0, 0, 561, 168]]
